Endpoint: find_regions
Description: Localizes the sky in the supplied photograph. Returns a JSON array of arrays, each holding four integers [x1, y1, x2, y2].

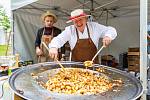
[[0, 0, 11, 17]]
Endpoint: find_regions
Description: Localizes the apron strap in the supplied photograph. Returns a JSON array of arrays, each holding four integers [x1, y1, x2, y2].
[[51, 27, 54, 37], [75, 28, 80, 43], [75, 24, 92, 42], [42, 28, 45, 35], [86, 24, 92, 43]]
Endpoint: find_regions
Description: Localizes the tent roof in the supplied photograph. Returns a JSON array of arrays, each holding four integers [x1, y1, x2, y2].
[[11, 0, 38, 10], [11, 0, 144, 21]]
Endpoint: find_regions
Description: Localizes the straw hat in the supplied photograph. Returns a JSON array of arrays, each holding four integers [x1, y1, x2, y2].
[[66, 9, 91, 23], [41, 11, 57, 23]]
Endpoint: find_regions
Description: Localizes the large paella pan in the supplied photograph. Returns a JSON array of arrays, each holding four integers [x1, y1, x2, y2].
[[9, 61, 143, 100]]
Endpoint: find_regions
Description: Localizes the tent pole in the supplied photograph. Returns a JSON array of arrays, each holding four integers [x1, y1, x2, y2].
[[12, 12, 15, 55], [140, 0, 147, 100]]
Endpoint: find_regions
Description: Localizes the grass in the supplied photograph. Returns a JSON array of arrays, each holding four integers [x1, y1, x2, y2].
[[0, 45, 8, 56]]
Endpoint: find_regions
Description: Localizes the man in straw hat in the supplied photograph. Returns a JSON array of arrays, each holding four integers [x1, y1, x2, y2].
[[35, 11, 65, 62], [48, 9, 117, 63]]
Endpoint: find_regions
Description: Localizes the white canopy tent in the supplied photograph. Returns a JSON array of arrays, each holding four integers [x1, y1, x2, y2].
[[11, 0, 148, 99], [11, 0, 145, 61]]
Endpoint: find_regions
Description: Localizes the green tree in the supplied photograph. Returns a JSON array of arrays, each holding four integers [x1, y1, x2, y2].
[[0, 8, 11, 32], [0, 7, 11, 56]]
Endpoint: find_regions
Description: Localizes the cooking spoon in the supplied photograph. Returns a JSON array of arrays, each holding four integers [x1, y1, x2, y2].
[[42, 42, 65, 71], [84, 45, 105, 67]]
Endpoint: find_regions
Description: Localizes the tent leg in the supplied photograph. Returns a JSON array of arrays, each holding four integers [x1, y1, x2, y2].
[[140, 0, 148, 100]]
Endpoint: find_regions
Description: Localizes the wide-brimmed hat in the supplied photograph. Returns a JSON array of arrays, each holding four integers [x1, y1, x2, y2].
[[41, 11, 57, 23], [66, 9, 91, 23]]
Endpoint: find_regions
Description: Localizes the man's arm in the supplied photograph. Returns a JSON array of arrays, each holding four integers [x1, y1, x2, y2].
[[95, 23, 117, 46], [49, 27, 71, 49], [35, 28, 43, 55], [57, 29, 66, 55], [49, 27, 71, 59], [35, 29, 42, 48]]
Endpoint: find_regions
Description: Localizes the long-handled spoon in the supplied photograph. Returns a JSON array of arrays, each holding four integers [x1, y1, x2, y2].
[[42, 42, 65, 71], [84, 45, 105, 67]]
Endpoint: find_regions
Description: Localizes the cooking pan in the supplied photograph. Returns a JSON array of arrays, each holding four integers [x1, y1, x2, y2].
[[9, 61, 143, 100]]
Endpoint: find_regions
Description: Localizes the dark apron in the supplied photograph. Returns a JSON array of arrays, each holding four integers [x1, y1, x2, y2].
[[38, 28, 54, 63], [71, 24, 99, 64]]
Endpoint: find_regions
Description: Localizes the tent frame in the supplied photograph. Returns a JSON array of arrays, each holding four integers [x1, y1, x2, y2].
[[140, 0, 147, 99], [11, 0, 148, 99]]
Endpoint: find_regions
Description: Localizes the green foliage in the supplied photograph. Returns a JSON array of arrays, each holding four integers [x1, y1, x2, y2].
[[0, 8, 11, 32], [0, 45, 7, 56]]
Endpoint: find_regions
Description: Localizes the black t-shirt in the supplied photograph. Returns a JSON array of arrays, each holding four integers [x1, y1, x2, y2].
[[35, 26, 65, 54]]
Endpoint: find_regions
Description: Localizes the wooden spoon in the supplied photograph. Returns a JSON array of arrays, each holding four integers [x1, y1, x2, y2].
[[42, 42, 65, 71]]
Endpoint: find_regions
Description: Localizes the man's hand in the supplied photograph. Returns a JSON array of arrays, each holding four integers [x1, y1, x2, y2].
[[49, 48, 58, 60], [60, 54, 65, 61], [36, 47, 43, 56], [102, 36, 112, 47]]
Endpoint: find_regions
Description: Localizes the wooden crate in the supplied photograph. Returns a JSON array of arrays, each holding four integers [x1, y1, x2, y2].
[[128, 60, 140, 72], [127, 50, 140, 72], [128, 52, 140, 56], [128, 65, 140, 72], [128, 56, 139, 61], [128, 47, 139, 52], [128, 60, 139, 65]]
